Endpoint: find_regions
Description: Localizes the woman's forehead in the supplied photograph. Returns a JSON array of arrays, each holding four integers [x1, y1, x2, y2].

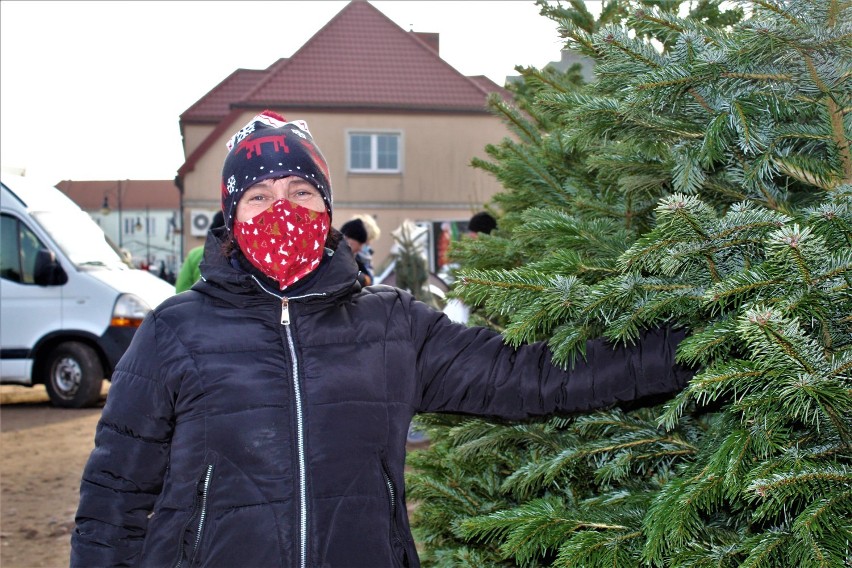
[[248, 176, 314, 190]]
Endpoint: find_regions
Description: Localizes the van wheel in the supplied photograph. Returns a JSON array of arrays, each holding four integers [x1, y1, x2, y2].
[[43, 342, 104, 408]]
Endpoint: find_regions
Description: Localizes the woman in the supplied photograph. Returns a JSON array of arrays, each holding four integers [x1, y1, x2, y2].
[[71, 111, 692, 568], [339, 217, 373, 286]]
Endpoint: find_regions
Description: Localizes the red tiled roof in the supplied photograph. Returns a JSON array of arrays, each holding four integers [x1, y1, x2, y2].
[[55, 180, 180, 211], [467, 75, 513, 103], [412, 32, 439, 54], [181, 60, 287, 124], [241, 1, 498, 112], [181, 1, 510, 125]]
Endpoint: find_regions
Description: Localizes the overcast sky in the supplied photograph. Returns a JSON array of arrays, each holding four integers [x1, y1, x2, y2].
[[1, 1, 587, 185]]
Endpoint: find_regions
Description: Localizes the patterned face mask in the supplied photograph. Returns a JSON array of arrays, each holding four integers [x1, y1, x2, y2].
[[233, 199, 330, 290]]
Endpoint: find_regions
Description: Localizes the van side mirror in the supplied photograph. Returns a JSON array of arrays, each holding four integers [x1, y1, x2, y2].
[[33, 248, 67, 286]]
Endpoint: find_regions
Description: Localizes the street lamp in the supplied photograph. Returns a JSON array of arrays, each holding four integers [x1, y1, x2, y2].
[[100, 180, 125, 247], [135, 206, 151, 268]]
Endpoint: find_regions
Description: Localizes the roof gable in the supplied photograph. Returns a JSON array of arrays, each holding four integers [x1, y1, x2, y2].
[[181, 60, 286, 124], [241, 1, 499, 112]]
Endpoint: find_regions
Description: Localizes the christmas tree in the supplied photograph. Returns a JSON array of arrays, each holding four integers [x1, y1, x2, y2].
[[407, 1, 851, 566], [390, 219, 442, 308]]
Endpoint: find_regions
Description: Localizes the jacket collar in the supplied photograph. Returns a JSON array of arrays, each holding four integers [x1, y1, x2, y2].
[[196, 228, 361, 309]]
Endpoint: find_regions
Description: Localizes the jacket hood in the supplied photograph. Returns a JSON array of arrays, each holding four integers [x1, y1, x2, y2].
[[195, 227, 361, 309]]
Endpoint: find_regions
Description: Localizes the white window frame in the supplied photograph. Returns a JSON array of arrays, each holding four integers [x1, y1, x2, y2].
[[346, 130, 403, 174]]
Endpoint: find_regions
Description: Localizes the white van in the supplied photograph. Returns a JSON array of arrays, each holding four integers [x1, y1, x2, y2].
[[0, 174, 175, 407]]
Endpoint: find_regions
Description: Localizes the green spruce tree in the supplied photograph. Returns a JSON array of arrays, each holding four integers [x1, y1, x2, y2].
[[407, 1, 851, 566]]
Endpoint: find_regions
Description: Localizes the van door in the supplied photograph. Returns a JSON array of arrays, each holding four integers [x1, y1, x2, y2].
[[0, 213, 63, 383]]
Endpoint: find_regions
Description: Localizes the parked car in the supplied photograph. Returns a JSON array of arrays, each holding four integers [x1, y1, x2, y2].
[[0, 174, 174, 407]]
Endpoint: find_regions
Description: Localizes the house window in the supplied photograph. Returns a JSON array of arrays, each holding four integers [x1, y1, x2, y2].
[[348, 132, 401, 173]]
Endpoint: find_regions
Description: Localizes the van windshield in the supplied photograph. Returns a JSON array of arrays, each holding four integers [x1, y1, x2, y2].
[[32, 210, 127, 269]]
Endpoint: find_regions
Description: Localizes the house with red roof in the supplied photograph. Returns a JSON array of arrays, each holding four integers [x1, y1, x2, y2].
[[177, 0, 514, 269]]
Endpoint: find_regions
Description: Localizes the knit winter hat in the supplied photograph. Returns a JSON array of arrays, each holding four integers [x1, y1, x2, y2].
[[221, 110, 332, 231], [340, 218, 368, 244]]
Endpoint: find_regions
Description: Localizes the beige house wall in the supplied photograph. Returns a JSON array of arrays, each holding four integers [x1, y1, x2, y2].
[[182, 123, 216, 158], [181, 109, 508, 267]]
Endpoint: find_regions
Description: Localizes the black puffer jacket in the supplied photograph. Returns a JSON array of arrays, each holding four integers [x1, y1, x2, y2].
[[72, 231, 691, 568]]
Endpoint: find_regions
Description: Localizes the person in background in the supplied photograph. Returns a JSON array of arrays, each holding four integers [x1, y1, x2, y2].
[[71, 110, 694, 568], [174, 211, 224, 292], [436, 221, 453, 270], [340, 217, 372, 285], [157, 260, 175, 285], [466, 210, 496, 237], [351, 213, 380, 282], [118, 248, 133, 267], [442, 211, 498, 324]]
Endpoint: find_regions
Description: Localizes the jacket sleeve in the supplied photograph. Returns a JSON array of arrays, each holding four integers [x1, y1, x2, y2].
[[70, 312, 183, 567], [406, 295, 693, 420]]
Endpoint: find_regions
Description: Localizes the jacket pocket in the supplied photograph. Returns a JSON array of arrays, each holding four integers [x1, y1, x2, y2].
[[173, 463, 215, 568], [381, 458, 411, 568]]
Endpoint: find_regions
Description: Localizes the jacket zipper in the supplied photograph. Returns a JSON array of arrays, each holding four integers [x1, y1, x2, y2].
[[381, 461, 405, 553], [255, 278, 327, 568], [175, 464, 213, 568], [189, 465, 214, 565], [281, 297, 308, 568]]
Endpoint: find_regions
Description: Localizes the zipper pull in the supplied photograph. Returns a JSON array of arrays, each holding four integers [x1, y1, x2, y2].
[[281, 297, 290, 325]]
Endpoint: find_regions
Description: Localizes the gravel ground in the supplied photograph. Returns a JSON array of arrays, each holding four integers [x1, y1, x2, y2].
[[0, 385, 106, 568]]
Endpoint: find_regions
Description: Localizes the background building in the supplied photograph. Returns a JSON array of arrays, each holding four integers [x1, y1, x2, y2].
[[177, 0, 514, 270], [55, 179, 181, 279]]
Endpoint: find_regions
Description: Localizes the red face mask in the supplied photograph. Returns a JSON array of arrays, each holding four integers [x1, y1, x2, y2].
[[234, 199, 330, 290]]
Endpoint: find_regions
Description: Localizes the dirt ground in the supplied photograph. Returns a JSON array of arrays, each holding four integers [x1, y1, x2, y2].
[[0, 384, 107, 568]]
